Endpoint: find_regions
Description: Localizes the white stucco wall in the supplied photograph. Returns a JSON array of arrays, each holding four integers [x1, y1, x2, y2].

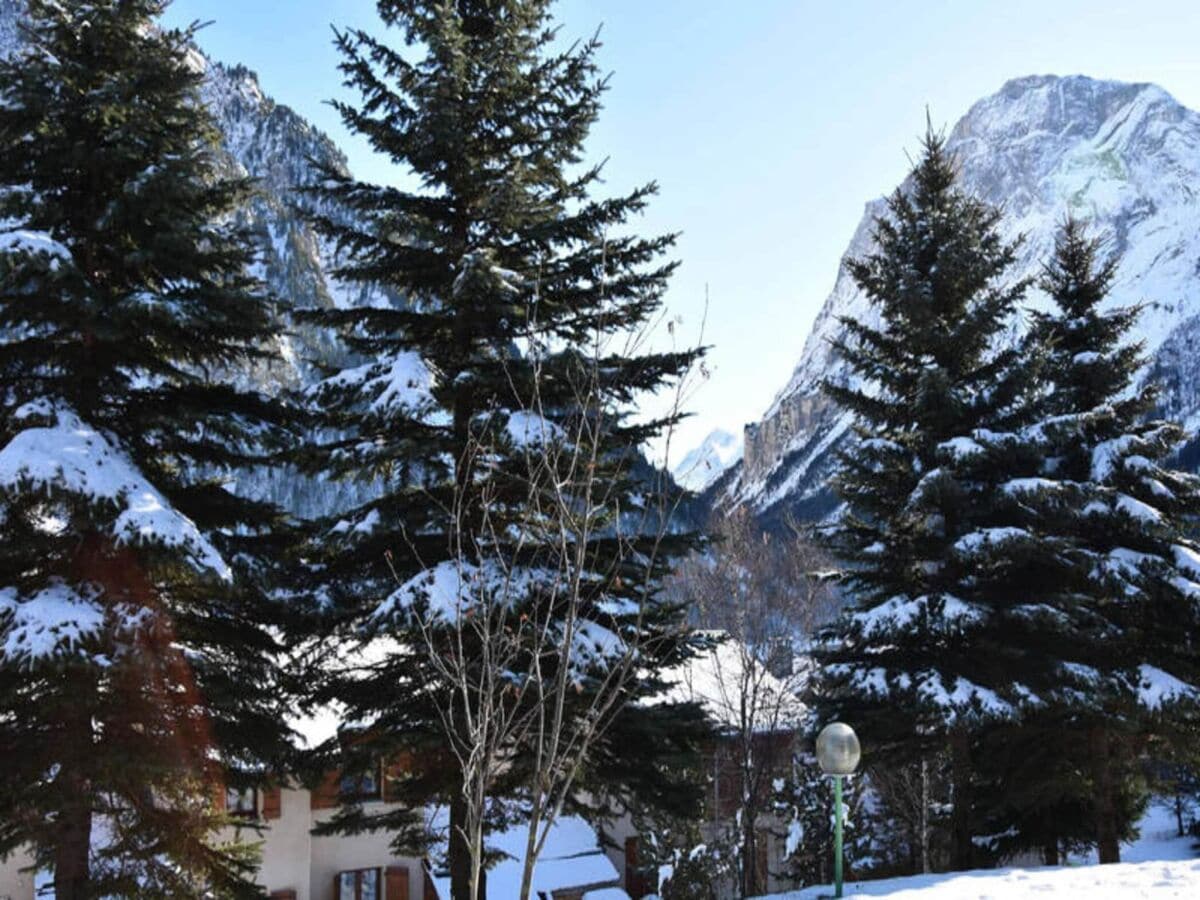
[[0, 847, 33, 900], [236, 787, 314, 900], [0, 791, 424, 900], [308, 803, 425, 900]]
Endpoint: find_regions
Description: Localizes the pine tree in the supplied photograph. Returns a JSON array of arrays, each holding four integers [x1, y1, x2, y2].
[[977, 218, 1200, 863], [808, 129, 1053, 870], [0, 2, 296, 896], [299, 2, 708, 897], [773, 752, 871, 887]]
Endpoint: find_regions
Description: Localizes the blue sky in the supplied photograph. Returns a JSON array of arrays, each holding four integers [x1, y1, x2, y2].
[[163, 0, 1200, 459]]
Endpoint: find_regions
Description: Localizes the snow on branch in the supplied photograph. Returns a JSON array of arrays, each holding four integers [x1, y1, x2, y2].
[[1138, 664, 1200, 710], [504, 409, 566, 449], [0, 404, 230, 579], [0, 580, 103, 666], [451, 248, 523, 299], [851, 593, 984, 638], [0, 228, 72, 270], [308, 349, 437, 419], [375, 558, 552, 623]]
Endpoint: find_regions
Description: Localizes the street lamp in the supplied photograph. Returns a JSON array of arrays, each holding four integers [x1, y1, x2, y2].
[[816, 722, 861, 899]]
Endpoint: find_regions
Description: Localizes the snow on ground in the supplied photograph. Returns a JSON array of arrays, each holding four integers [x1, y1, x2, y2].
[[428, 812, 621, 899], [765, 859, 1200, 899], [765, 800, 1197, 899]]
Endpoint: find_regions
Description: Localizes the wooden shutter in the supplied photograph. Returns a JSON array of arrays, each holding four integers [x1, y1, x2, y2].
[[385, 865, 409, 900], [624, 837, 642, 897], [262, 785, 282, 820], [311, 771, 341, 810]]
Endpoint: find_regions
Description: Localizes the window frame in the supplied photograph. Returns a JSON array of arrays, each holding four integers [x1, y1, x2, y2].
[[336, 867, 381, 900], [339, 760, 383, 802], [224, 785, 258, 819]]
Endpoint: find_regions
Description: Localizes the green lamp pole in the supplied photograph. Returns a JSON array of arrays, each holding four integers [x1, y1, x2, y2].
[[833, 773, 845, 894], [816, 722, 861, 899]]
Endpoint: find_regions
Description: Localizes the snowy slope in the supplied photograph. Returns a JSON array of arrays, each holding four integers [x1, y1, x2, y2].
[[766, 800, 1198, 899], [764, 860, 1200, 899], [673, 428, 743, 492], [726, 75, 1200, 522]]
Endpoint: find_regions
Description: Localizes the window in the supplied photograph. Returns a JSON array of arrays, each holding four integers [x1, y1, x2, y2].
[[339, 762, 382, 801], [225, 786, 257, 818], [337, 868, 380, 900]]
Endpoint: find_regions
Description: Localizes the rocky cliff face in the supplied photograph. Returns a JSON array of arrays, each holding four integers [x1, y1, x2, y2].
[[724, 74, 1200, 523]]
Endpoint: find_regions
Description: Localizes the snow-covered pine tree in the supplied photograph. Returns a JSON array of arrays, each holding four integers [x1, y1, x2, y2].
[[299, 2, 708, 898], [982, 218, 1200, 863], [772, 751, 871, 887], [0, 2, 296, 897], [808, 129, 1050, 870]]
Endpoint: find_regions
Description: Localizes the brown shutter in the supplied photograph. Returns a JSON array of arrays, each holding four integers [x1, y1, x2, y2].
[[311, 771, 341, 810], [625, 837, 641, 897], [423, 868, 440, 900], [269, 891, 296, 900], [385, 865, 409, 900], [262, 785, 282, 820]]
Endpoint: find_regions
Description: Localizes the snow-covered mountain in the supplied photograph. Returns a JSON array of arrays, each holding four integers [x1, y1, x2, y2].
[[722, 74, 1200, 523], [0, 3, 396, 516], [673, 428, 743, 492]]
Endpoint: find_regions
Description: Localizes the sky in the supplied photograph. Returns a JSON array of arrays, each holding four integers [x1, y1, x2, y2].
[[161, 0, 1200, 462]]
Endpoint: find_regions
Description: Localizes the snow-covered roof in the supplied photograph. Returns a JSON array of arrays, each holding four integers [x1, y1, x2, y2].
[[661, 632, 807, 732], [583, 889, 632, 900], [285, 635, 411, 749], [429, 813, 620, 899]]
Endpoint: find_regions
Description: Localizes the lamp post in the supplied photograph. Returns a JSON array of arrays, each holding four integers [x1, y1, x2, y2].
[[816, 722, 861, 899]]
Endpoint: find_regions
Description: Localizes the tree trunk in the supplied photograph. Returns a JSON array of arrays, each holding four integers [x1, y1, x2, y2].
[[1090, 727, 1120, 864], [518, 798, 542, 900], [55, 798, 91, 900], [742, 809, 758, 897], [1042, 838, 1059, 866], [55, 697, 93, 900], [449, 792, 474, 900], [949, 729, 973, 871], [920, 758, 931, 874]]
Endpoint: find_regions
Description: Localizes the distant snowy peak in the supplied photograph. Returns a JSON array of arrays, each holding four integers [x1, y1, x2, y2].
[[728, 74, 1200, 522], [673, 428, 743, 492]]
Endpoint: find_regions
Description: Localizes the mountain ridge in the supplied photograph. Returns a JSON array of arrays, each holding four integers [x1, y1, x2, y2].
[[721, 73, 1200, 524], [0, 2, 393, 516]]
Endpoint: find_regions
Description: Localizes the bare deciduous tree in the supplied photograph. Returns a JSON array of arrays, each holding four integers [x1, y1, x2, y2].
[[384, 284, 710, 900], [664, 510, 839, 897]]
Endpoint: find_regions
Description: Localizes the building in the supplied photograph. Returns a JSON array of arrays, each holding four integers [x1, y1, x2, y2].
[[0, 764, 631, 900], [646, 632, 809, 898]]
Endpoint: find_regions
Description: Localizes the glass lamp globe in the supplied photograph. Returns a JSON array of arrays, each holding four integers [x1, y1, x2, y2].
[[816, 722, 861, 776]]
